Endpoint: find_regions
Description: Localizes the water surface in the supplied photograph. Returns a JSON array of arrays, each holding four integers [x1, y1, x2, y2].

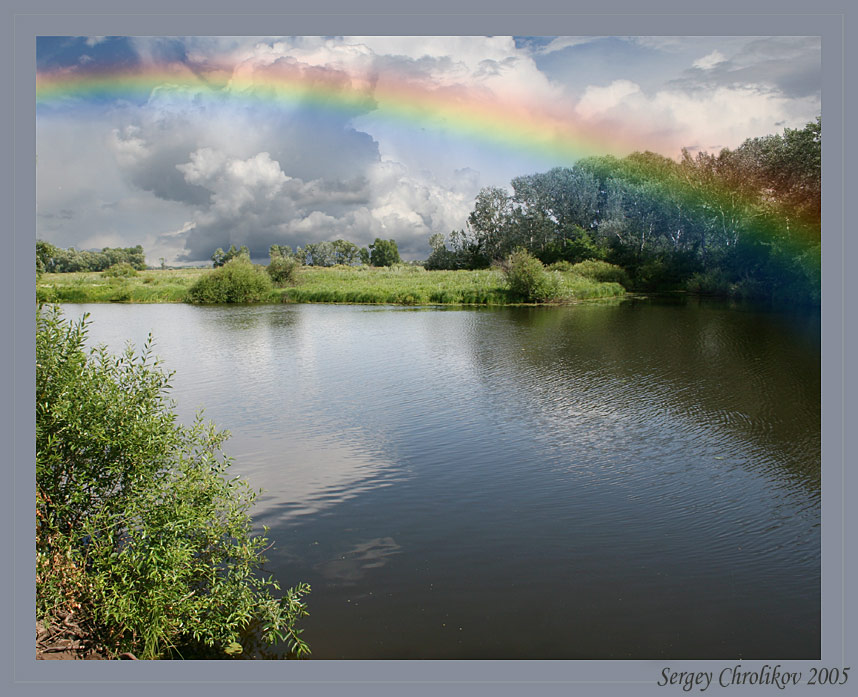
[[61, 299, 820, 659]]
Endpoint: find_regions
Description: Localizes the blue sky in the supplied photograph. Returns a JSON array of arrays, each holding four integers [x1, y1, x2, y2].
[[36, 35, 821, 264]]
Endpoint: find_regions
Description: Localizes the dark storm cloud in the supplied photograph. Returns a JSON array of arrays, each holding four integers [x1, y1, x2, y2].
[[128, 146, 213, 206]]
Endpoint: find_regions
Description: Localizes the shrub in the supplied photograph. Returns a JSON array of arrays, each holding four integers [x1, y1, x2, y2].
[[102, 262, 139, 278], [568, 260, 630, 288], [502, 249, 561, 302], [186, 258, 274, 304], [547, 260, 575, 272], [267, 255, 300, 287], [36, 306, 310, 659], [685, 268, 733, 296]]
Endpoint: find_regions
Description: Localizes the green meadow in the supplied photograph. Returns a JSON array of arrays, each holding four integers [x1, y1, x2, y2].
[[36, 264, 625, 306]]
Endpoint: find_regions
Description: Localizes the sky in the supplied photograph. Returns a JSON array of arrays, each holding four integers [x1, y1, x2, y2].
[[35, 35, 821, 264]]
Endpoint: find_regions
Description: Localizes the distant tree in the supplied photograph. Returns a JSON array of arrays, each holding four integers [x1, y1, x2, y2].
[[212, 245, 249, 268], [269, 244, 293, 259], [331, 239, 360, 265], [358, 247, 371, 265], [467, 187, 515, 262], [36, 242, 147, 273], [369, 238, 401, 267], [36, 240, 59, 274]]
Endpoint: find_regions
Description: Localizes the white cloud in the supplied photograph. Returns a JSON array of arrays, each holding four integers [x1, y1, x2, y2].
[[537, 36, 603, 55], [693, 50, 727, 70], [37, 35, 821, 263], [575, 79, 642, 118]]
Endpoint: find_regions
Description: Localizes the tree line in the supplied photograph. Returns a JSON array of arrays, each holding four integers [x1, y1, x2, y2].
[[212, 237, 401, 269], [36, 241, 147, 274], [426, 118, 821, 304]]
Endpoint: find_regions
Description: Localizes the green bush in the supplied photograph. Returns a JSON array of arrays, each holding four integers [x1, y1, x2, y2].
[[266, 254, 300, 287], [502, 249, 561, 302], [36, 306, 310, 659], [685, 268, 733, 296], [186, 258, 274, 304], [568, 260, 630, 288], [102, 262, 139, 278]]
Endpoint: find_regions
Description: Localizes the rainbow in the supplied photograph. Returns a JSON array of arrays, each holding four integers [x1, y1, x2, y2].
[[36, 61, 669, 163]]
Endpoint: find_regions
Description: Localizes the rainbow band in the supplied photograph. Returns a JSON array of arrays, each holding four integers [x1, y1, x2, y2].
[[36, 64, 649, 163]]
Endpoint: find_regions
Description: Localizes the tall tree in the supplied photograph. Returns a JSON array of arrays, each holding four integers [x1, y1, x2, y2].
[[369, 238, 401, 267]]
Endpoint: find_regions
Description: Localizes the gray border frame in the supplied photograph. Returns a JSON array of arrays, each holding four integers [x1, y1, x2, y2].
[[4, 2, 852, 695]]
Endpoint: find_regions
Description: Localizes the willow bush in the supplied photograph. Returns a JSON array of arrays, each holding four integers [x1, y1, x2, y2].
[[186, 258, 274, 304], [36, 306, 309, 659], [502, 249, 562, 302]]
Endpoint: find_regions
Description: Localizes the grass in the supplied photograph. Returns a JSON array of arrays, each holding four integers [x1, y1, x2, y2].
[[37, 265, 625, 305], [37, 268, 209, 303]]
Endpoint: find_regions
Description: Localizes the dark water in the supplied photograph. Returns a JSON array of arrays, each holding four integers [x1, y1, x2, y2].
[[60, 298, 820, 659]]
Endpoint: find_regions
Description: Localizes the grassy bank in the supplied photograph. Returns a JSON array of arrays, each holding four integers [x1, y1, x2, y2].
[[37, 268, 208, 303], [37, 265, 625, 305]]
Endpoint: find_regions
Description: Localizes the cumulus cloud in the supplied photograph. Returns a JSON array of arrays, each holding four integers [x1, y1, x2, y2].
[[36, 35, 821, 264], [575, 79, 642, 118]]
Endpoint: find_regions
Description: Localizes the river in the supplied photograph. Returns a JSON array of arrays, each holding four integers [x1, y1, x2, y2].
[[59, 298, 820, 659]]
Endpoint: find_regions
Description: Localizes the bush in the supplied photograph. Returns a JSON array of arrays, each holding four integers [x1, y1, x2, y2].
[[186, 258, 274, 304], [502, 249, 561, 302], [685, 268, 732, 296], [267, 255, 300, 287], [567, 260, 630, 288], [36, 306, 310, 659], [102, 262, 139, 278]]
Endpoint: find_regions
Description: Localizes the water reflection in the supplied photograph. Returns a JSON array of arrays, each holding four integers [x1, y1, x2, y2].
[[317, 537, 402, 583], [60, 300, 820, 659]]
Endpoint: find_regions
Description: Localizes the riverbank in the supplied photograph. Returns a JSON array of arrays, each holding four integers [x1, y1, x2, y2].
[[36, 265, 626, 305]]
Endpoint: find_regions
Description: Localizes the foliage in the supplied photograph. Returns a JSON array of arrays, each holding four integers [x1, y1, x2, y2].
[[267, 247, 300, 286], [186, 258, 275, 304], [369, 238, 401, 267], [36, 306, 310, 659], [102, 262, 139, 278], [501, 249, 562, 303], [566, 260, 630, 288], [37, 242, 147, 273], [298, 239, 363, 267], [425, 118, 820, 303], [211, 245, 250, 268], [685, 268, 734, 296]]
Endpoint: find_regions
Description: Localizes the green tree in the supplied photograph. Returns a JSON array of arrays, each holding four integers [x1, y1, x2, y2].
[[36, 240, 59, 274], [369, 238, 401, 267], [212, 245, 250, 268], [467, 187, 515, 261], [331, 239, 360, 265], [36, 306, 310, 659]]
